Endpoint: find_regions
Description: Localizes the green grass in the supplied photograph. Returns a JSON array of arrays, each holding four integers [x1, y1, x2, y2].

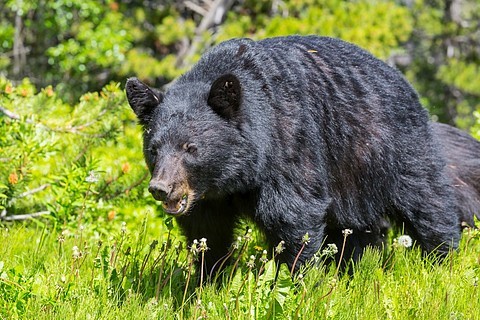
[[1, 218, 479, 320]]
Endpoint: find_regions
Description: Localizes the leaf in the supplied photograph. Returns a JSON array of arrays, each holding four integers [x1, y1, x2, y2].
[[258, 259, 276, 287], [229, 269, 243, 299], [273, 264, 293, 308]]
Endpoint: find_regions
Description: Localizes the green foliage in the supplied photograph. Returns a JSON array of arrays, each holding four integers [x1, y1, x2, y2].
[[0, 77, 154, 228], [0, 0, 477, 127], [262, 0, 413, 59], [405, 0, 480, 127], [1, 221, 479, 319], [214, 0, 413, 60]]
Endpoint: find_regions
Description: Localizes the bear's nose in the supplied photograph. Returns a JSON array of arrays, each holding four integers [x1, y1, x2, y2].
[[148, 179, 173, 201]]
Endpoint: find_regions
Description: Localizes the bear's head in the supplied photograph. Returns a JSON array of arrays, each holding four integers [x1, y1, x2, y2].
[[126, 74, 259, 216]]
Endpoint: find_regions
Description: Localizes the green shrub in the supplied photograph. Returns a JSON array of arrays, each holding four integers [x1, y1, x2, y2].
[[0, 77, 156, 230]]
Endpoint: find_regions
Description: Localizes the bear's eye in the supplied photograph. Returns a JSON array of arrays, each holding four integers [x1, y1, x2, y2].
[[149, 147, 159, 157], [182, 142, 198, 155]]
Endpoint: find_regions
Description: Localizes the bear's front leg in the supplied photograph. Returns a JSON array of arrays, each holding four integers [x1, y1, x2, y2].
[[175, 198, 240, 278], [256, 188, 330, 272]]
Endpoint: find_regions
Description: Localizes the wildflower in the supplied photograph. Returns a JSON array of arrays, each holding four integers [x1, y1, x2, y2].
[[232, 236, 242, 250], [396, 235, 413, 248], [342, 229, 353, 236], [107, 210, 116, 221], [5, 84, 13, 94], [198, 238, 208, 253], [121, 162, 131, 174], [329, 277, 337, 287], [302, 232, 310, 245], [57, 234, 65, 244], [44, 86, 54, 97], [148, 298, 158, 307], [244, 228, 253, 242], [275, 240, 285, 255], [322, 243, 338, 256], [120, 221, 127, 235], [58, 229, 69, 243], [260, 250, 268, 263], [85, 170, 99, 183], [246, 255, 256, 268], [72, 246, 81, 260], [190, 239, 199, 255], [8, 172, 18, 185], [175, 242, 183, 253]]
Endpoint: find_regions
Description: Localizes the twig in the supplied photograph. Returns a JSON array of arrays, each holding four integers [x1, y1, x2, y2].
[[17, 184, 50, 198], [177, 0, 235, 67], [0, 105, 113, 137], [184, 1, 208, 16], [0, 105, 22, 121], [0, 211, 50, 221]]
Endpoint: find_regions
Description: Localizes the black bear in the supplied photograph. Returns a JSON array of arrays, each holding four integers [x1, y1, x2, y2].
[[433, 122, 480, 227], [126, 36, 463, 274]]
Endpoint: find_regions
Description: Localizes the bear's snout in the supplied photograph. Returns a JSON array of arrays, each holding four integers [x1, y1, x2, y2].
[[149, 177, 192, 216], [148, 179, 173, 202]]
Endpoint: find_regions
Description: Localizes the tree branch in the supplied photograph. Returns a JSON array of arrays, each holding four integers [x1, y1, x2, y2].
[[1, 105, 113, 137], [0, 210, 50, 221], [18, 184, 50, 198], [0, 105, 22, 121], [177, 0, 235, 68]]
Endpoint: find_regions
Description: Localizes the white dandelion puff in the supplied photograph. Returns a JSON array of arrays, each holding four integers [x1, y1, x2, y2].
[[397, 235, 413, 248]]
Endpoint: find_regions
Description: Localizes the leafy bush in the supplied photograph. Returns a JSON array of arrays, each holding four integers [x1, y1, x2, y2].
[[0, 77, 157, 230]]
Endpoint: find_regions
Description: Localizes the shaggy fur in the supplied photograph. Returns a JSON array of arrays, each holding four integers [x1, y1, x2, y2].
[[126, 36, 464, 274], [433, 122, 480, 227]]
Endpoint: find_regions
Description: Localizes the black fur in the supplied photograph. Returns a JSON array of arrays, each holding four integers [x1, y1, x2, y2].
[[126, 36, 463, 274], [433, 122, 480, 227]]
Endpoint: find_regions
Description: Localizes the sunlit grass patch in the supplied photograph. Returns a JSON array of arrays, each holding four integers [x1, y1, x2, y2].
[[1, 219, 479, 319]]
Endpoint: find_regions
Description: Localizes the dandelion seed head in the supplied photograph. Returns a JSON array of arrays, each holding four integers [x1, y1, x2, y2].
[[397, 235, 412, 248], [275, 240, 285, 254], [302, 232, 310, 244], [246, 255, 256, 268], [329, 277, 337, 287], [198, 238, 208, 252], [244, 228, 253, 241], [260, 250, 268, 263], [190, 239, 199, 254], [72, 246, 81, 259]]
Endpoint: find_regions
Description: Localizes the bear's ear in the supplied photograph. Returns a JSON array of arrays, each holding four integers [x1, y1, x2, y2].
[[207, 74, 241, 120], [125, 78, 164, 126]]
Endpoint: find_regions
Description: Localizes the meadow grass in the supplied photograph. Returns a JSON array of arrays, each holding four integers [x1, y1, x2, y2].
[[1, 218, 479, 320]]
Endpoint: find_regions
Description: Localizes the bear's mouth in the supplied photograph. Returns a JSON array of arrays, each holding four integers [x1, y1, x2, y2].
[[162, 195, 188, 216]]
